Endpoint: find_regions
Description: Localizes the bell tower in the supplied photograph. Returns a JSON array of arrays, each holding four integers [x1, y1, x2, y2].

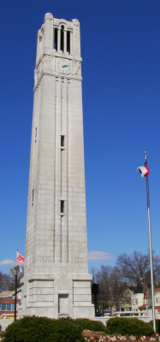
[[20, 13, 94, 318]]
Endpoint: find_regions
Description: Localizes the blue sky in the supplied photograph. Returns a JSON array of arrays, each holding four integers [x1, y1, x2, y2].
[[0, 0, 160, 275]]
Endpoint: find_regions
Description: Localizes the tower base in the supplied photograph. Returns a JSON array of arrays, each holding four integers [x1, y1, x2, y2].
[[19, 273, 94, 319]]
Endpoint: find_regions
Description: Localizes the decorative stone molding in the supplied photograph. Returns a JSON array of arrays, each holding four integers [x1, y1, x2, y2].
[[71, 59, 81, 76], [38, 24, 44, 42], [41, 55, 54, 72], [41, 26, 44, 35], [72, 19, 79, 27], [34, 55, 54, 86], [44, 13, 53, 21], [31, 256, 52, 263], [75, 257, 87, 263]]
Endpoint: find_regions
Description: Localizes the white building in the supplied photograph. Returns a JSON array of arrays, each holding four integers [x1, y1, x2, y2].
[[19, 13, 94, 319], [132, 289, 160, 319], [132, 293, 144, 311]]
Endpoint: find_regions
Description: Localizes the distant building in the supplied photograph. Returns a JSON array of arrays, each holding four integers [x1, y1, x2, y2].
[[137, 287, 160, 318], [0, 290, 21, 318], [119, 287, 134, 312], [132, 293, 144, 311]]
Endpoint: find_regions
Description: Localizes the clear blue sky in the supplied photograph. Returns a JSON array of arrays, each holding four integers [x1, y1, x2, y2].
[[0, 0, 160, 275]]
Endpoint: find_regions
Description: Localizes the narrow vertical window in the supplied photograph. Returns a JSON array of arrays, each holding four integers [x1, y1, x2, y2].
[[67, 31, 70, 53], [60, 26, 64, 51], [54, 28, 58, 50], [35, 127, 37, 141], [32, 189, 34, 205], [60, 135, 65, 148], [60, 200, 65, 214]]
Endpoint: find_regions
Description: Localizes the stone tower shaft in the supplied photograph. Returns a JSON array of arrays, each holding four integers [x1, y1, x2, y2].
[[20, 13, 94, 319]]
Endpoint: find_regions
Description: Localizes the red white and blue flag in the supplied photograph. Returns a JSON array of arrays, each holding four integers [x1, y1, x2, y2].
[[16, 250, 25, 264], [137, 162, 150, 178]]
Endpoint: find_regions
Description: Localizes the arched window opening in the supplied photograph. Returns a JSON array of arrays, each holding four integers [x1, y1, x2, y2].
[[54, 28, 58, 50], [67, 31, 70, 53], [60, 25, 64, 51]]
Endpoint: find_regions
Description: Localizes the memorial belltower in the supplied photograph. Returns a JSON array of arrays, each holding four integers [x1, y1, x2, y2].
[[20, 13, 94, 318]]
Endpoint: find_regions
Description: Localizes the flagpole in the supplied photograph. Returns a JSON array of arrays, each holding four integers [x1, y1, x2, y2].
[[145, 152, 156, 332]]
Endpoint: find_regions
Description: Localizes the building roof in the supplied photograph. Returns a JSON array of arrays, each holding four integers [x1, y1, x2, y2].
[[154, 288, 160, 294], [144, 288, 160, 299], [0, 291, 14, 298], [139, 304, 148, 309], [138, 304, 160, 313]]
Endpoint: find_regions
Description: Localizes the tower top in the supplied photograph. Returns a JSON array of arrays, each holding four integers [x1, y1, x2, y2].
[[44, 12, 78, 23], [34, 13, 82, 89], [36, 12, 81, 67]]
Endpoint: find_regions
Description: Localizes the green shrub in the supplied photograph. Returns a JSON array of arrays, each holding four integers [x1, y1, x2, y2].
[[3, 316, 85, 342], [3, 316, 54, 342], [106, 317, 155, 336], [49, 317, 85, 342], [149, 319, 160, 334], [74, 318, 106, 332]]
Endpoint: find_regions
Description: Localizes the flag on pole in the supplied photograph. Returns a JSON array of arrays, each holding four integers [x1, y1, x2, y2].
[[16, 250, 25, 264], [137, 161, 150, 178]]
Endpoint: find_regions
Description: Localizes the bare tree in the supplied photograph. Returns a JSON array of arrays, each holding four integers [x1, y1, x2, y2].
[[91, 267, 96, 284], [93, 265, 127, 312], [110, 266, 124, 311], [0, 269, 24, 293], [152, 255, 160, 286], [116, 251, 160, 291], [0, 272, 14, 292], [90, 251, 160, 313], [92, 266, 111, 311]]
